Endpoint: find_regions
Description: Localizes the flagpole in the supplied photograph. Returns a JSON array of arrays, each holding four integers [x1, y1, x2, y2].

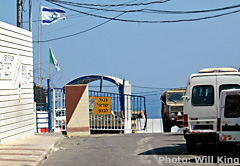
[[49, 48, 52, 87], [40, 3, 43, 86], [38, 3, 42, 85]]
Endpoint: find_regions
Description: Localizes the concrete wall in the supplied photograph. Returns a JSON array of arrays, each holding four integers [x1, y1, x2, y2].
[[0, 21, 34, 144], [137, 119, 163, 133]]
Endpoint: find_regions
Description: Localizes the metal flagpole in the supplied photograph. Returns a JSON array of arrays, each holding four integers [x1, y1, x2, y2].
[[17, 0, 21, 27], [38, 3, 42, 85], [49, 48, 52, 87], [40, 5, 43, 86], [29, 0, 32, 32]]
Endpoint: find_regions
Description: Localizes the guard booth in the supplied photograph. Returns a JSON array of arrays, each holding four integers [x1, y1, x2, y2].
[[45, 75, 147, 134]]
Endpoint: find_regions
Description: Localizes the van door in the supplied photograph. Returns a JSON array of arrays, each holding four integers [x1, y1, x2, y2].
[[186, 75, 217, 118], [184, 75, 217, 131], [219, 92, 240, 142]]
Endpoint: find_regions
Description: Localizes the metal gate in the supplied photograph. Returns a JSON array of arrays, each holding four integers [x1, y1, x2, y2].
[[35, 85, 49, 133], [36, 103, 49, 133], [89, 90, 147, 132], [52, 88, 66, 133], [51, 89, 147, 133]]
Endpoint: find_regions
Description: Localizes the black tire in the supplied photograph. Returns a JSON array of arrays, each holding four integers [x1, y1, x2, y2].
[[186, 138, 196, 154], [163, 116, 171, 132]]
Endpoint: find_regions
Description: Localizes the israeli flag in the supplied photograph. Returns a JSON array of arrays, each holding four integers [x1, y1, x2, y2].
[[42, 6, 66, 25]]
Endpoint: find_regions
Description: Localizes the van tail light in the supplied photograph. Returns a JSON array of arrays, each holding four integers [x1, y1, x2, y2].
[[183, 114, 188, 127], [217, 118, 220, 131]]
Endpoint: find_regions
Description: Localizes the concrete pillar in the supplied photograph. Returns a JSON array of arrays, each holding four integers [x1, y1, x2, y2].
[[65, 85, 90, 136], [124, 81, 132, 134]]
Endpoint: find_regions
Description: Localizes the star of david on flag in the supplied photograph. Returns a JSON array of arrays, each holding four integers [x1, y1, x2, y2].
[[42, 6, 66, 25]]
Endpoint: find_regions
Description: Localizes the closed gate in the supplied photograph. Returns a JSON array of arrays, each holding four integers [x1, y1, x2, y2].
[[35, 87, 66, 133], [52, 88, 66, 133], [89, 90, 147, 132], [51, 88, 147, 133]]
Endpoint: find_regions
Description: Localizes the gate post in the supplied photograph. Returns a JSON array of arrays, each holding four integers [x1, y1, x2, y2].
[[65, 85, 90, 136], [47, 79, 53, 132], [52, 89, 56, 132], [119, 81, 132, 134]]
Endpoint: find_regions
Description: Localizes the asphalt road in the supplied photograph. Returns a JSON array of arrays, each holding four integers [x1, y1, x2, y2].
[[43, 133, 240, 166]]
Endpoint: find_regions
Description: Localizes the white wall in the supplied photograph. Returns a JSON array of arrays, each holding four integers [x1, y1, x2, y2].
[[137, 119, 163, 133], [0, 21, 34, 144]]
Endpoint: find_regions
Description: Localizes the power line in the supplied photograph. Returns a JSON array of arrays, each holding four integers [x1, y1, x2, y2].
[[25, 0, 135, 23], [132, 85, 174, 90], [48, 1, 240, 15], [143, 93, 163, 96], [28, 1, 240, 24], [132, 89, 166, 94], [33, 0, 140, 42], [46, 0, 170, 7], [32, 1, 240, 43], [146, 100, 161, 103], [33, 12, 125, 43], [48, 1, 240, 23]]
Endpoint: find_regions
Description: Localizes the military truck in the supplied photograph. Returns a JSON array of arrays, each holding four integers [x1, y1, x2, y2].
[[161, 88, 186, 132]]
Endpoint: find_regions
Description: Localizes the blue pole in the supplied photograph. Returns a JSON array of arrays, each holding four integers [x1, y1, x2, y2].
[[119, 85, 125, 114], [47, 79, 52, 132]]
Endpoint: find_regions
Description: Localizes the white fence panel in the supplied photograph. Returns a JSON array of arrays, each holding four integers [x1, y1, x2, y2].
[[137, 119, 163, 133]]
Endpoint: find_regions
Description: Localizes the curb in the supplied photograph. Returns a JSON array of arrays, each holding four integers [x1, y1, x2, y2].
[[36, 137, 62, 166]]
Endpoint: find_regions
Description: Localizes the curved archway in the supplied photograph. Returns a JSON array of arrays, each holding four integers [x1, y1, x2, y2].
[[66, 75, 131, 95]]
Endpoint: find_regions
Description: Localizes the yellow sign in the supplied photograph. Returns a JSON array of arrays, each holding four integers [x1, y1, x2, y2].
[[89, 97, 111, 115]]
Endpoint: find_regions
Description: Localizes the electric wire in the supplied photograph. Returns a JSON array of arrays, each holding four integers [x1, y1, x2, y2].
[[132, 85, 174, 90], [47, 1, 240, 15], [46, 0, 170, 7], [33, 0, 143, 42], [49, 1, 240, 24], [34, 1, 240, 42], [33, 7, 240, 43], [33, 12, 125, 43]]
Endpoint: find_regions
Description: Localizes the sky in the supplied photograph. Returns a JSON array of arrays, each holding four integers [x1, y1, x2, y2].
[[1, 0, 240, 118]]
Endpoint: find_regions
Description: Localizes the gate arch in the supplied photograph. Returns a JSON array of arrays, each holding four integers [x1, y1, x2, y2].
[[66, 75, 131, 95]]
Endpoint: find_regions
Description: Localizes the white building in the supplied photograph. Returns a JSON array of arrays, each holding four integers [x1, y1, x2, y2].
[[0, 21, 34, 144]]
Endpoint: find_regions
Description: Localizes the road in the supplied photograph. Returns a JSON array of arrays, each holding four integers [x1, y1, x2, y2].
[[43, 133, 240, 166]]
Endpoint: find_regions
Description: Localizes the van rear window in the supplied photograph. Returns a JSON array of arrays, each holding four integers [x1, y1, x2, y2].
[[192, 85, 214, 106], [225, 95, 240, 118], [219, 84, 240, 96]]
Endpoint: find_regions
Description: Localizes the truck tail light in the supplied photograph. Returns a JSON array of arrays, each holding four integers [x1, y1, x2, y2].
[[183, 114, 188, 127], [217, 118, 220, 131]]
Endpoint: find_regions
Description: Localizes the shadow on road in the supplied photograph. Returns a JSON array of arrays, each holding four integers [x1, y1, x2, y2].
[[139, 143, 187, 155], [138, 143, 240, 164]]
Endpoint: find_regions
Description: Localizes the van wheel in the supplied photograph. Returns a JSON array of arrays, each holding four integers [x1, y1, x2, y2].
[[163, 116, 171, 132], [186, 138, 196, 154]]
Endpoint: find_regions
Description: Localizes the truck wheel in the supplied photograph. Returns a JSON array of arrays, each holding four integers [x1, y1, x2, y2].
[[163, 116, 171, 132], [186, 138, 196, 154]]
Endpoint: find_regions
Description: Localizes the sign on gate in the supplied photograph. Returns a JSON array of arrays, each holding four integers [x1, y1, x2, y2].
[[89, 96, 111, 115]]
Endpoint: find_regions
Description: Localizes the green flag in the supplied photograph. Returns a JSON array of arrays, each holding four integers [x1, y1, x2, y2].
[[49, 47, 60, 71]]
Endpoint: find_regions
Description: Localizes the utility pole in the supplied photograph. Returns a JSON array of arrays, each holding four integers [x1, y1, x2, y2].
[[17, 0, 21, 28], [29, 0, 32, 31]]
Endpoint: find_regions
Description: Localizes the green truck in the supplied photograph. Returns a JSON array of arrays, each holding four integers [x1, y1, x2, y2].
[[161, 88, 186, 132]]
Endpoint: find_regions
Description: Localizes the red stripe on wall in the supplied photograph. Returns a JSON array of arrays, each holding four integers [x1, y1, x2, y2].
[[67, 127, 90, 132]]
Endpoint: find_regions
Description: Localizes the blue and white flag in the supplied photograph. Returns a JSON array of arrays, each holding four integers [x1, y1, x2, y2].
[[42, 6, 66, 25]]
